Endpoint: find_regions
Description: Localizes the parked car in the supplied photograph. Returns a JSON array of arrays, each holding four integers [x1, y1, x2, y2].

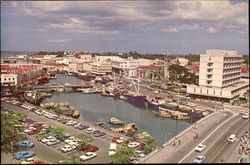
[[112, 136, 120, 142], [20, 157, 35, 164], [81, 124, 89, 129], [32, 160, 46, 164], [94, 131, 106, 137], [27, 129, 41, 135], [193, 155, 206, 163], [16, 141, 35, 148], [109, 143, 117, 156], [86, 128, 95, 134], [128, 142, 140, 148], [116, 137, 127, 144], [79, 152, 97, 161], [34, 110, 43, 115], [60, 145, 76, 153], [46, 139, 60, 146], [14, 151, 35, 160], [195, 144, 206, 152], [82, 145, 99, 152]]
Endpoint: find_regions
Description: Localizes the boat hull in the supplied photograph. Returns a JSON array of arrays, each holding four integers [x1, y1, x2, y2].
[[124, 95, 146, 103]]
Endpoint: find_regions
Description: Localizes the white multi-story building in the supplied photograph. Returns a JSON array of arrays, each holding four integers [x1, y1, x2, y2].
[[90, 62, 112, 75], [0, 74, 18, 86], [95, 56, 121, 62], [187, 49, 249, 102]]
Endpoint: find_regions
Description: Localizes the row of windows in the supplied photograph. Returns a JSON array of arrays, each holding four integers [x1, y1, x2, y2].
[[224, 57, 241, 62], [193, 88, 223, 96], [223, 73, 240, 79], [223, 63, 241, 68], [222, 78, 240, 86], [0, 77, 16, 81], [223, 68, 241, 73]]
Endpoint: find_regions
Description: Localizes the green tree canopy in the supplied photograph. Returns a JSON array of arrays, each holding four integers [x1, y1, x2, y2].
[[1, 111, 27, 153], [110, 147, 137, 164], [51, 127, 66, 137], [75, 134, 93, 150], [143, 136, 156, 154]]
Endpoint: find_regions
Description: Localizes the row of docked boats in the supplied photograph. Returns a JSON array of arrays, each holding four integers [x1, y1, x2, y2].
[[107, 117, 138, 134]]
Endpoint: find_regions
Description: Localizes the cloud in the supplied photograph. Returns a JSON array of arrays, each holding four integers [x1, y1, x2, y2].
[[48, 39, 69, 44], [10, 1, 248, 34]]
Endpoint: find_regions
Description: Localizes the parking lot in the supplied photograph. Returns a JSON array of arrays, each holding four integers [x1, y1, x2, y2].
[[1, 100, 147, 164]]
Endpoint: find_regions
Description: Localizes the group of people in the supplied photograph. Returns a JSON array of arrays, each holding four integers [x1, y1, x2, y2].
[[238, 131, 249, 154], [173, 137, 181, 146]]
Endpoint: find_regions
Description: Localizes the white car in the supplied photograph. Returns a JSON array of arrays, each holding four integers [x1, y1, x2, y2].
[[128, 142, 140, 148], [64, 136, 76, 144], [47, 139, 60, 146], [42, 136, 56, 143], [195, 144, 206, 152], [66, 120, 77, 126], [79, 152, 97, 161], [34, 110, 43, 115], [242, 113, 249, 119], [24, 127, 36, 133], [68, 141, 79, 146], [86, 128, 95, 134], [60, 145, 76, 153], [227, 134, 236, 143], [116, 137, 127, 144]]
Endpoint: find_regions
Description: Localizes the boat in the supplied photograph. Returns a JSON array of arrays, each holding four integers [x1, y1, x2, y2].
[[123, 93, 146, 103], [136, 132, 151, 139], [108, 117, 124, 125], [156, 110, 172, 118], [119, 95, 127, 100], [71, 110, 80, 118], [101, 91, 109, 96], [95, 122, 104, 127], [81, 88, 98, 94]]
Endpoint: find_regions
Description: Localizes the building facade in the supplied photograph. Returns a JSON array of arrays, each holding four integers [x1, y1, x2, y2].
[[187, 50, 248, 102]]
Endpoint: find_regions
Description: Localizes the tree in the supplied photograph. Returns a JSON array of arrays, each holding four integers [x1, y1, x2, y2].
[[75, 134, 93, 150], [51, 127, 66, 138], [1, 112, 27, 153], [110, 147, 138, 164], [143, 136, 156, 154]]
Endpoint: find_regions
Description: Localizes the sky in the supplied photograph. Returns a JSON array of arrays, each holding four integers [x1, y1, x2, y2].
[[1, 0, 249, 55]]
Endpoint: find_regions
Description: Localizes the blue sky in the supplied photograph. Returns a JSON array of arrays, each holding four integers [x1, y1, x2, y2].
[[1, 1, 249, 54]]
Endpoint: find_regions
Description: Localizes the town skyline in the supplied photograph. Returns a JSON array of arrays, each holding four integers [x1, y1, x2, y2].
[[1, 1, 249, 54]]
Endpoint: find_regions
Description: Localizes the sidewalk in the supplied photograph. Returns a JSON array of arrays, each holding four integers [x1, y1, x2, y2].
[[140, 111, 222, 163]]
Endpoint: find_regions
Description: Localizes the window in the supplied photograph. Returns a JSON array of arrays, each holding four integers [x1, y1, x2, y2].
[[220, 91, 222, 96], [213, 90, 215, 95]]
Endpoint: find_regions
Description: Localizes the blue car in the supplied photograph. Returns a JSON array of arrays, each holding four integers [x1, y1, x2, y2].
[[16, 141, 35, 148], [14, 151, 35, 160], [193, 155, 206, 163]]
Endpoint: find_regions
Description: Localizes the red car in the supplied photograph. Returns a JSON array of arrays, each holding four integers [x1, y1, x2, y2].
[[112, 136, 120, 142], [81, 145, 99, 152], [136, 145, 144, 151], [26, 120, 37, 125], [27, 129, 41, 135], [32, 160, 46, 164], [167, 95, 173, 98]]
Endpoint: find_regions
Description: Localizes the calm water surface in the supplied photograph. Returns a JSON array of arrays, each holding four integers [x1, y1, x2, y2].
[[43, 74, 195, 146]]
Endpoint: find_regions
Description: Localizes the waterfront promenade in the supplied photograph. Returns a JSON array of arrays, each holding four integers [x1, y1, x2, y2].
[[139, 104, 247, 163]]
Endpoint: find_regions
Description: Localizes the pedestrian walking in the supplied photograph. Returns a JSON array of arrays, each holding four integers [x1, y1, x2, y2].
[[178, 139, 181, 146], [220, 157, 224, 162]]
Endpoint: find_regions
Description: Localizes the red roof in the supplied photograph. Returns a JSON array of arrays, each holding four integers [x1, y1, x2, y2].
[[242, 65, 249, 73], [31, 55, 44, 59]]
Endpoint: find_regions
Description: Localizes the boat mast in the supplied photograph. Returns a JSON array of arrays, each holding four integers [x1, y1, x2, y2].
[[164, 49, 169, 81]]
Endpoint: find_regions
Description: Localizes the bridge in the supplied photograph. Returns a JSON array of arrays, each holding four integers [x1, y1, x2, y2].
[[21, 83, 92, 91]]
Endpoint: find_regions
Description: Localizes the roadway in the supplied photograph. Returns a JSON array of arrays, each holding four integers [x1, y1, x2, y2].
[[141, 108, 249, 163]]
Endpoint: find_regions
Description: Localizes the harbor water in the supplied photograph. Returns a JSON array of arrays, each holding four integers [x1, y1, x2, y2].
[[42, 74, 197, 146]]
